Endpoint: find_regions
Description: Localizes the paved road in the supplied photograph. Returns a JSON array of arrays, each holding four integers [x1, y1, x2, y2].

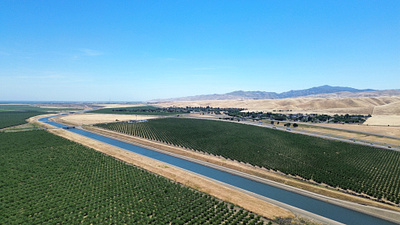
[[288, 121, 400, 140], [243, 121, 400, 152]]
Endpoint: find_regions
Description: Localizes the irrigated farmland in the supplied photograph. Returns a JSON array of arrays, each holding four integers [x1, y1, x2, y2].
[[0, 130, 267, 224], [0, 111, 48, 129], [0, 105, 79, 129], [90, 106, 189, 115], [96, 118, 400, 205]]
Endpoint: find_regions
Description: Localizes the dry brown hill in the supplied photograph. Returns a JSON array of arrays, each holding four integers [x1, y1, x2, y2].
[[152, 95, 400, 136], [154, 96, 400, 116], [304, 90, 400, 99]]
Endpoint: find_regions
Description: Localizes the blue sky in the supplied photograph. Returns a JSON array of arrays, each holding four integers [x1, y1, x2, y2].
[[1, 1, 399, 101]]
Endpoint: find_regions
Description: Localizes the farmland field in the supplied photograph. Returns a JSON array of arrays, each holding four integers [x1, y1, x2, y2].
[[0, 104, 79, 129], [0, 111, 49, 129], [90, 106, 189, 115], [0, 130, 267, 224], [96, 118, 400, 205], [0, 104, 80, 112]]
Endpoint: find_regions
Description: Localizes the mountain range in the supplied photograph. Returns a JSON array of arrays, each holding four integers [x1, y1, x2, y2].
[[152, 85, 400, 102]]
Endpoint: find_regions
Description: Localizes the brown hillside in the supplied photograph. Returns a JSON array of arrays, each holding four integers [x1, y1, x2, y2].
[[372, 101, 400, 115], [154, 96, 400, 116]]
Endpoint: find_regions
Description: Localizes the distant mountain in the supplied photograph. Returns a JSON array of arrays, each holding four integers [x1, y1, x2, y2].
[[278, 85, 375, 98], [304, 89, 400, 98], [227, 86, 376, 99], [150, 85, 399, 102], [226, 90, 279, 99]]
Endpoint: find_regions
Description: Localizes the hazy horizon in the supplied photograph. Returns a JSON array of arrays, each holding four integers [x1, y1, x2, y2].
[[0, 84, 398, 103], [1, 1, 399, 101]]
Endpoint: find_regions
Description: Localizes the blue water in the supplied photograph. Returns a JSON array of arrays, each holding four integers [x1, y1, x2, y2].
[[39, 116, 398, 225]]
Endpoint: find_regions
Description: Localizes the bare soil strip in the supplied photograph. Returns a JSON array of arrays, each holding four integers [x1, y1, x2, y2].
[[315, 122, 400, 138], [263, 121, 400, 146], [94, 103, 145, 108], [297, 125, 400, 146], [54, 113, 159, 126]]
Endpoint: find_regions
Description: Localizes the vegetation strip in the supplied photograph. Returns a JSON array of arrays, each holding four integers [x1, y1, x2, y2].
[[0, 104, 79, 129], [0, 130, 271, 224], [90, 106, 189, 115], [0, 104, 80, 112], [0, 111, 50, 129], [96, 118, 400, 206]]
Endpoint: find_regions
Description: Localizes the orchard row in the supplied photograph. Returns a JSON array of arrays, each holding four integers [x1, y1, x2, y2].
[[96, 118, 400, 205], [0, 130, 266, 224]]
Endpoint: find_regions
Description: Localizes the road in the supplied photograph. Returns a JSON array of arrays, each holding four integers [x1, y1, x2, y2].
[[244, 120, 400, 152]]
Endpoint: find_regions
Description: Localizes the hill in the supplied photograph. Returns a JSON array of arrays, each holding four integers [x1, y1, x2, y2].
[[151, 85, 394, 102], [154, 96, 400, 115]]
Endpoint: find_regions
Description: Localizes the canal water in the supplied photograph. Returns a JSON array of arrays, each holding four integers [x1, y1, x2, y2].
[[39, 116, 398, 225]]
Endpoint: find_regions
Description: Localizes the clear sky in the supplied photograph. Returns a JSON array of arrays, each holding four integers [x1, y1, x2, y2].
[[1, 1, 399, 101]]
